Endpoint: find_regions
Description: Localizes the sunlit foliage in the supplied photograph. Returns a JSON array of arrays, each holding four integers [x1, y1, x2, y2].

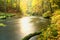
[[51, 10, 60, 23], [42, 11, 52, 18], [37, 24, 58, 40]]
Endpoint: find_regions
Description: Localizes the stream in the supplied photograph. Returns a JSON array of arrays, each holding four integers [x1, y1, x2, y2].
[[0, 16, 50, 40]]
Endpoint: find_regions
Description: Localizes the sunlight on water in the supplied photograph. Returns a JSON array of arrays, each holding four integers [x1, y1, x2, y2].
[[19, 17, 35, 37], [15, 16, 49, 38]]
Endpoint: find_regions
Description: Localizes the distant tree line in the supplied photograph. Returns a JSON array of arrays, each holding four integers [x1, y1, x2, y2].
[[0, 0, 21, 13]]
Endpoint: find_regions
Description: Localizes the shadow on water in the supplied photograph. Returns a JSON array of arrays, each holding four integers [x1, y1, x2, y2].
[[0, 16, 50, 40]]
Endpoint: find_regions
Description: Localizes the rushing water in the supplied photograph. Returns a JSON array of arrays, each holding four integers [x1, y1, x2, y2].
[[0, 16, 50, 40]]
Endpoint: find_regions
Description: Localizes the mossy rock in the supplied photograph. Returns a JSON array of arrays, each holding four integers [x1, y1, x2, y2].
[[0, 23, 6, 27], [42, 11, 52, 18]]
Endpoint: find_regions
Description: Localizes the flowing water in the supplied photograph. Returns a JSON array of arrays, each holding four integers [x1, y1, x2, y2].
[[0, 16, 50, 40]]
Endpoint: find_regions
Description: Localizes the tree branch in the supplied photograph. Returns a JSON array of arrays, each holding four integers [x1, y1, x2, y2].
[[22, 31, 42, 40]]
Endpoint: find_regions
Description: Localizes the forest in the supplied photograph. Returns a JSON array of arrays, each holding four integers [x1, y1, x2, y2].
[[0, 0, 60, 40]]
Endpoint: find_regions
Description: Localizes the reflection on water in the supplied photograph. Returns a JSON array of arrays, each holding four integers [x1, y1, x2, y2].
[[19, 17, 35, 37], [0, 16, 50, 40]]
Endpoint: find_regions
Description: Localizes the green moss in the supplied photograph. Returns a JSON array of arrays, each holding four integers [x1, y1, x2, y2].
[[0, 23, 6, 27], [0, 12, 15, 19]]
